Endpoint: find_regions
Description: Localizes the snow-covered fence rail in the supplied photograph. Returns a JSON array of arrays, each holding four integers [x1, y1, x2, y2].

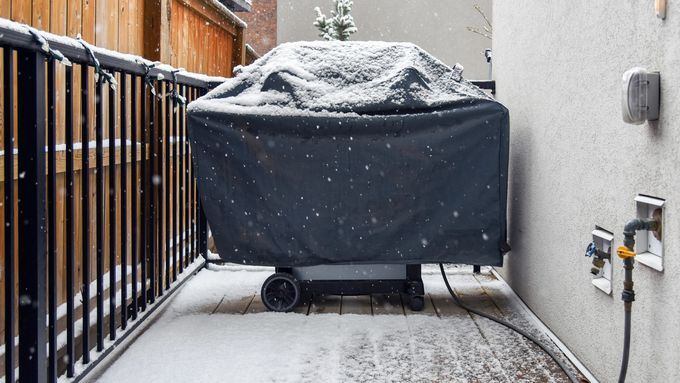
[[0, 19, 214, 383]]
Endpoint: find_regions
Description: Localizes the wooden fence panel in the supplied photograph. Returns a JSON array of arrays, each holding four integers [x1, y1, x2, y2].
[[0, 0, 237, 227], [171, 0, 238, 77]]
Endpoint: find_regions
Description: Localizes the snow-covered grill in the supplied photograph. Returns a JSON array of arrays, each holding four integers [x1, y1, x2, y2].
[[187, 41, 509, 311]]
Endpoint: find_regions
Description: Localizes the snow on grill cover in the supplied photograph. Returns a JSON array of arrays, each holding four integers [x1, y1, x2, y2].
[[187, 41, 509, 267]]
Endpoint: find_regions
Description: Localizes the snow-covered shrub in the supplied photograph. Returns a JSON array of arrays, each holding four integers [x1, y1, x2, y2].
[[313, 7, 334, 41], [313, 0, 358, 41]]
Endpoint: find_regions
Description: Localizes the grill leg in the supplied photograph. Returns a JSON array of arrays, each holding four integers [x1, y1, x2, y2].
[[406, 265, 424, 311]]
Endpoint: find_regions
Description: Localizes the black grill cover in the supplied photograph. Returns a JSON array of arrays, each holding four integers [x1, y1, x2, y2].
[[187, 41, 509, 267]]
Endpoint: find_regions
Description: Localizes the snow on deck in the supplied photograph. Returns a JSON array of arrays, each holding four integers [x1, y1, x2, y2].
[[94, 265, 580, 382]]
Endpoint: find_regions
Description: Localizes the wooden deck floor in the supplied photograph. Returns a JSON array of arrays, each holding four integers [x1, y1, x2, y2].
[[204, 268, 535, 321], [94, 266, 585, 383], [214, 290, 469, 317]]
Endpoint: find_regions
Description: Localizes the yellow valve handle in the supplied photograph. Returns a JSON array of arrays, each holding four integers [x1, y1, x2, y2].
[[617, 246, 636, 259]]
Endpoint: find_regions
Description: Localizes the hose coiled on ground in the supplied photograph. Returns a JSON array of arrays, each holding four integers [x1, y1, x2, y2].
[[439, 264, 580, 383]]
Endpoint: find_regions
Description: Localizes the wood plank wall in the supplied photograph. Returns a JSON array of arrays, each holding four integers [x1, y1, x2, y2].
[[0, 0, 241, 83], [0, 0, 244, 352], [171, 0, 243, 77]]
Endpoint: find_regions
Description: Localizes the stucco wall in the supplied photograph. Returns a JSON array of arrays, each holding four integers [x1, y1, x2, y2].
[[493, 2, 680, 382], [277, 0, 492, 79]]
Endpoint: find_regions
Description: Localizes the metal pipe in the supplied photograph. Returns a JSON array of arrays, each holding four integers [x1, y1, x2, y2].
[[618, 217, 658, 383], [623, 218, 658, 248], [618, 257, 634, 383]]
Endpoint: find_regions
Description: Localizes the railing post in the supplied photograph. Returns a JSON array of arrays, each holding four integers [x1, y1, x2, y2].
[[4, 47, 16, 383], [17, 49, 47, 383], [80, 64, 91, 364], [199, 202, 208, 259], [64, 64, 76, 377], [95, 77, 105, 352]]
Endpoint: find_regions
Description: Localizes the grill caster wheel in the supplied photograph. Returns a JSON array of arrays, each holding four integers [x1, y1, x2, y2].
[[261, 272, 301, 312], [409, 295, 424, 311], [405, 280, 424, 311]]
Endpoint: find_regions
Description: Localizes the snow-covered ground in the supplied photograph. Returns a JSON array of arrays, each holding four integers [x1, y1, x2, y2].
[[93, 265, 579, 383]]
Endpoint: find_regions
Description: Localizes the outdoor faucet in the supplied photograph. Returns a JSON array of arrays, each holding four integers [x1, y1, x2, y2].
[[584, 241, 610, 276]]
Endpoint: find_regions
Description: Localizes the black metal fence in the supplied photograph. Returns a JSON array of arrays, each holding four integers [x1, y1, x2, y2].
[[0, 21, 212, 382]]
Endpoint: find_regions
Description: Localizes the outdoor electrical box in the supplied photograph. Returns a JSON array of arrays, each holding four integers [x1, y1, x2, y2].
[[590, 228, 613, 295], [621, 67, 660, 125], [634, 195, 665, 271]]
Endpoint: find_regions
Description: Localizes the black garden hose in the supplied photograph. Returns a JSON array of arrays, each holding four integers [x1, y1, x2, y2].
[[618, 304, 631, 383], [439, 264, 580, 383]]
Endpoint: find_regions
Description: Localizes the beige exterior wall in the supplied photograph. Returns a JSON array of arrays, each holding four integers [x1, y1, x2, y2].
[[277, 0, 492, 80], [494, 2, 680, 382]]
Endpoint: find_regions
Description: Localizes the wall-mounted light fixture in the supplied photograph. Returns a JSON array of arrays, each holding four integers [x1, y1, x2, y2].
[[656, 0, 667, 19], [622, 67, 660, 125]]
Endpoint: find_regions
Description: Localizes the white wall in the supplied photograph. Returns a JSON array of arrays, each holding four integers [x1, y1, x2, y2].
[[277, 0, 492, 79], [494, 2, 680, 382]]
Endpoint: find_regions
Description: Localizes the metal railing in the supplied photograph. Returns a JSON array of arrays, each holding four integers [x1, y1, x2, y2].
[[0, 20, 212, 382]]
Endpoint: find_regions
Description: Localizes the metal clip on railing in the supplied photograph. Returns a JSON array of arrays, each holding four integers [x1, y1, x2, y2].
[[170, 68, 188, 109], [137, 59, 161, 97], [76, 34, 117, 90], [26, 25, 72, 66]]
